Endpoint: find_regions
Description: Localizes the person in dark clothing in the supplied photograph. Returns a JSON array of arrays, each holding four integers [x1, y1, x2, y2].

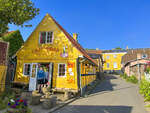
[[37, 67, 45, 92]]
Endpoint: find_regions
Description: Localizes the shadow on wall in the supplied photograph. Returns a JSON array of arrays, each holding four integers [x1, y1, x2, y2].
[[56, 105, 132, 113]]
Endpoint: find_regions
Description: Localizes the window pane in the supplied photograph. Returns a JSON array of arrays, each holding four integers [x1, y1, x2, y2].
[[24, 64, 30, 75], [40, 32, 46, 44], [59, 64, 66, 76], [47, 32, 53, 43]]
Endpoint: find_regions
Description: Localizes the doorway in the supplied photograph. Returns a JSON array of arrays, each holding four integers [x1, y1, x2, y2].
[[29, 63, 53, 91]]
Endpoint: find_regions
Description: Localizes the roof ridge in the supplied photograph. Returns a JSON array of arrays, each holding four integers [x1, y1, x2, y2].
[[47, 14, 97, 65]]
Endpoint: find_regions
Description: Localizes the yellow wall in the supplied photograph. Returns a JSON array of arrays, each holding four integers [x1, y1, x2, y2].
[[0, 65, 7, 92], [15, 14, 81, 90], [103, 52, 126, 71], [80, 63, 96, 88]]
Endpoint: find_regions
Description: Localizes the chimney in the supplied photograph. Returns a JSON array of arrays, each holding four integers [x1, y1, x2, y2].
[[137, 53, 141, 60], [73, 33, 78, 41]]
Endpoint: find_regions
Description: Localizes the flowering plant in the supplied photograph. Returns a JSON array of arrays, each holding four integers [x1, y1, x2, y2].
[[144, 61, 150, 74], [8, 98, 27, 109]]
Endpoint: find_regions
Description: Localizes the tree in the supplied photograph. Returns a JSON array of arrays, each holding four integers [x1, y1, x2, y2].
[[0, 0, 39, 35], [114, 47, 123, 50], [1, 30, 24, 57]]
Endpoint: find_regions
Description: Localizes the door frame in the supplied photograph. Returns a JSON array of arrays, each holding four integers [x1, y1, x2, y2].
[[29, 63, 38, 91], [48, 63, 53, 88]]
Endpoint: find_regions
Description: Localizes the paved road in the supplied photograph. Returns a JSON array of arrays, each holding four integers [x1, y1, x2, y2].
[[53, 75, 147, 113]]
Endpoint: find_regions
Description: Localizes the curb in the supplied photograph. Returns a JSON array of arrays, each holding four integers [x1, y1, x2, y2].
[[48, 78, 105, 112]]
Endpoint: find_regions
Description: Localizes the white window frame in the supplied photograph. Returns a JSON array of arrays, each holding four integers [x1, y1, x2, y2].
[[39, 31, 54, 44], [107, 63, 109, 68], [113, 62, 117, 68], [106, 55, 110, 59], [114, 54, 117, 58], [58, 63, 67, 77], [142, 54, 147, 59], [23, 63, 31, 76]]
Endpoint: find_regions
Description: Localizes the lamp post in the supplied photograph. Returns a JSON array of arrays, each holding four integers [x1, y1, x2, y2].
[[137, 54, 141, 83]]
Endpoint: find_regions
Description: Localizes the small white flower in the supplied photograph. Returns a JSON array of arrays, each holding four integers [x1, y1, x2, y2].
[[10, 99, 15, 102]]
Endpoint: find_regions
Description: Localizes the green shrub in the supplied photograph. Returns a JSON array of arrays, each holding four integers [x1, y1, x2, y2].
[[120, 73, 138, 84], [1, 30, 24, 57], [0, 98, 7, 110], [0, 91, 16, 110], [126, 75, 138, 84], [120, 73, 128, 79], [139, 79, 150, 101]]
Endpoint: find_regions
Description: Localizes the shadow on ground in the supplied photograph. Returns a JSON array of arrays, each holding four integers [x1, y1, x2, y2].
[[90, 75, 117, 94], [88, 75, 136, 97], [55, 105, 132, 113]]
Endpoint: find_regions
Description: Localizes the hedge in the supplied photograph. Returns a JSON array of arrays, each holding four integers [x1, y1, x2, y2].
[[0, 30, 24, 57]]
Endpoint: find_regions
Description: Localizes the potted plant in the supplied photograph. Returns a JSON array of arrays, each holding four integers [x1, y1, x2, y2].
[[6, 98, 30, 113]]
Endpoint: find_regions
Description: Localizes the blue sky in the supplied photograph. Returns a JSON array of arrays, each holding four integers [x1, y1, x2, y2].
[[9, 0, 150, 50]]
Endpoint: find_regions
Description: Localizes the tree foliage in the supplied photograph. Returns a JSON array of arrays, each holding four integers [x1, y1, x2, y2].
[[0, 0, 39, 35], [114, 47, 123, 50], [1, 30, 24, 57]]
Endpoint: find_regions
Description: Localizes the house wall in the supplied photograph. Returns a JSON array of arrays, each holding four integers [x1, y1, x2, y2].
[[0, 66, 7, 92], [80, 63, 96, 88], [0, 41, 9, 92], [124, 64, 130, 76], [124, 59, 149, 77], [103, 52, 126, 72]]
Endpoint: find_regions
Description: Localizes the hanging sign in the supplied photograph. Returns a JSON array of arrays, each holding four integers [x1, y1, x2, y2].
[[68, 62, 75, 76]]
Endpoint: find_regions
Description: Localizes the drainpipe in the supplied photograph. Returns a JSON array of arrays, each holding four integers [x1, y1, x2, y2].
[[77, 58, 82, 96], [77, 57, 85, 96]]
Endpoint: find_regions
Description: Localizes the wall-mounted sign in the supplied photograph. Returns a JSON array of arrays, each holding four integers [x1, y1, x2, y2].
[[32, 47, 59, 53], [68, 62, 75, 76], [68, 62, 74, 68]]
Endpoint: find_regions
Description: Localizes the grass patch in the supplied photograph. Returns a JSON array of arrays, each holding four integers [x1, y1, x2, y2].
[[139, 79, 150, 101], [120, 73, 138, 84]]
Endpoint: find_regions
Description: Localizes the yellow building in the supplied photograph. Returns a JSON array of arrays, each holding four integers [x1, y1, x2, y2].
[[14, 13, 98, 95], [102, 50, 127, 74]]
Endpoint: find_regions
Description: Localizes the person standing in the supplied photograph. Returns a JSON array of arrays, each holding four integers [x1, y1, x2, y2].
[[37, 67, 45, 92]]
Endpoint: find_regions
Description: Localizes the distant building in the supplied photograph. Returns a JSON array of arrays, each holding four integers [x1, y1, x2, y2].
[[122, 48, 150, 77], [86, 49, 103, 78], [102, 50, 127, 74]]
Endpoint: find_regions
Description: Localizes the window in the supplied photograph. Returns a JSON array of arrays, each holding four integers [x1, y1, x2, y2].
[[107, 63, 109, 68], [106, 55, 110, 59], [114, 54, 117, 58], [58, 64, 66, 76], [142, 54, 147, 59], [39, 32, 53, 44], [113, 62, 117, 68], [23, 64, 31, 76]]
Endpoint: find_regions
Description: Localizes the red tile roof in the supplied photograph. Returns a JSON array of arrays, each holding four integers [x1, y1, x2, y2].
[[86, 50, 102, 54], [48, 14, 97, 66], [3, 31, 16, 36]]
